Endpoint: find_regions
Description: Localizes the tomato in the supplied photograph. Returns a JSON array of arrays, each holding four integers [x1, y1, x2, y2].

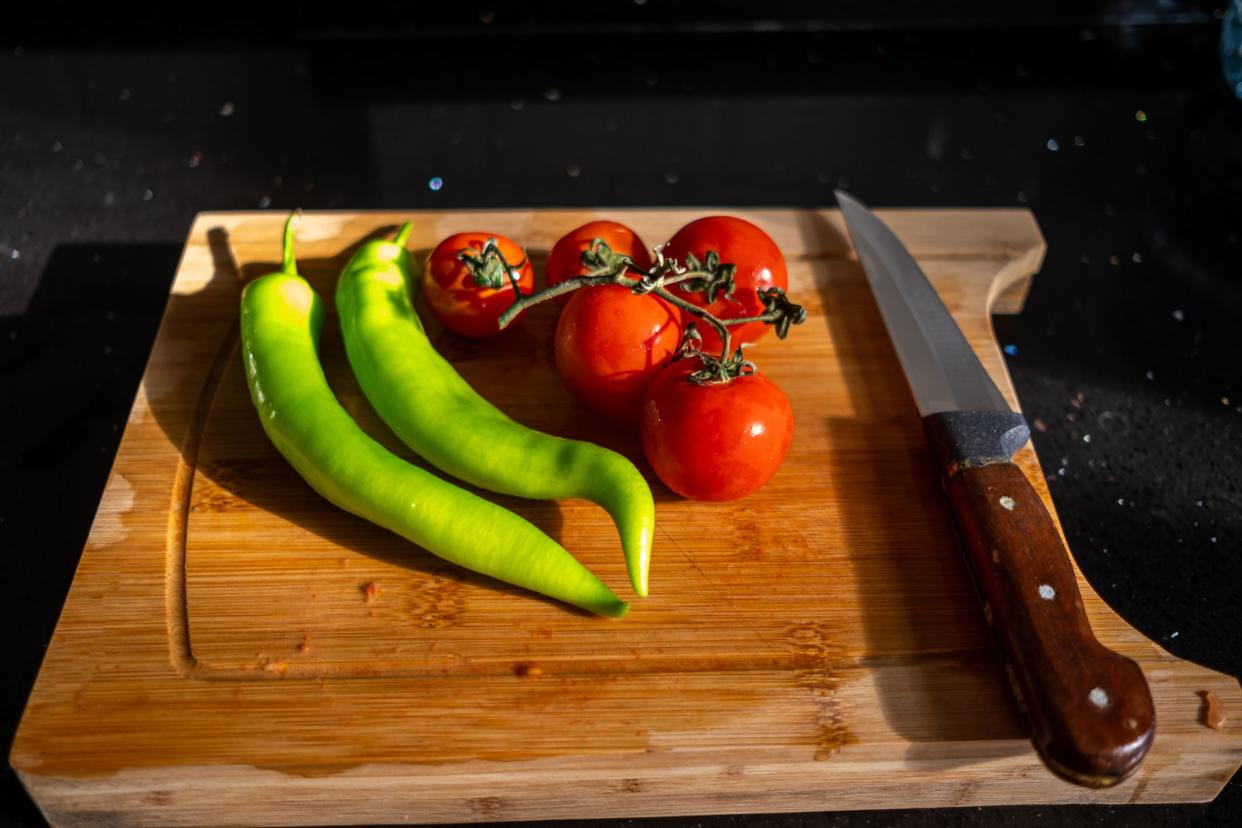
[[423, 232, 534, 338], [662, 216, 788, 353], [554, 285, 681, 423], [639, 361, 793, 501], [546, 220, 653, 305]]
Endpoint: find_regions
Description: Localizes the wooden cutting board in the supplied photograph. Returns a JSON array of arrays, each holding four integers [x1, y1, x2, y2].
[[12, 209, 1240, 827]]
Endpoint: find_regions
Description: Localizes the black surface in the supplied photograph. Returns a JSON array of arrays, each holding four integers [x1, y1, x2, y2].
[[1, 4, 1239, 826]]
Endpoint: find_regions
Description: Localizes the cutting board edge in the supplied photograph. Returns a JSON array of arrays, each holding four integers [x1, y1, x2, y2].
[[15, 738, 1242, 828]]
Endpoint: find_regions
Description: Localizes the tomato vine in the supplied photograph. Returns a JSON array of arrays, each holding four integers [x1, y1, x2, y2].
[[498, 239, 806, 383]]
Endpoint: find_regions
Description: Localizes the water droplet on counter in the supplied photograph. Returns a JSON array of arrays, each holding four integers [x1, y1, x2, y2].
[[1046, 138, 1060, 152], [544, 88, 562, 102], [428, 176, 444, 191], [1074, 135, 1085, 146], [566, 163, 581, 178], [1171, 309, 1184, 321], [143, 189, 153, 201], [664, 171, 680, 184], [258, 195, 271, 208], [219, 101, 235, 117]]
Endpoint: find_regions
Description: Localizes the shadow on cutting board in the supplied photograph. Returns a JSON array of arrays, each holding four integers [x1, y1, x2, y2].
[[143, 225, 600, 625], [798, 209, 1029, 769]]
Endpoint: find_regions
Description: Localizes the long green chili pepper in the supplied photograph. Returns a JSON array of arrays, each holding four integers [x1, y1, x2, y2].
[[239, 213, 629, 617], [336, 224, 655, 597]]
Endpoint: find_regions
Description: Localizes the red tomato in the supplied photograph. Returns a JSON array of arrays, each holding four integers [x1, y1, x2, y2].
[[662, 216, 788, 353], [546, 220, 653, 305], [423, 232, 534, 338], [640, 360, 793, 501], [554, 285, 681, 424]]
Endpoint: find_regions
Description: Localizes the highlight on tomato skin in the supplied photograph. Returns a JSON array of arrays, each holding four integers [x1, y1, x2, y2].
[[662, 216, 789, 353], [554, 285, 682, 424], [639, 360, 794, 502], [422, 232, 534, 338], [546, 220, 654, 306]]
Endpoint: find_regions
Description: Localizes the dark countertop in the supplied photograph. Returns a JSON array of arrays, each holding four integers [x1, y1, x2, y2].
[[1, 5, 1239, 826]]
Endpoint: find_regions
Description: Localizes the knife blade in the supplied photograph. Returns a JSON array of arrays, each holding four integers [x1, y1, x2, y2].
[[836, 190, 1154, 787]]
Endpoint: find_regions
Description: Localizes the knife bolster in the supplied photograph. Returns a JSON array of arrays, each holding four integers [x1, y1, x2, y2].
[[923, 410, 1030, 472]]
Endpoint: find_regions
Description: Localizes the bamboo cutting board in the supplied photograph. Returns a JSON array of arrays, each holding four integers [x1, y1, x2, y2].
[[12, 209, 1241, 827]]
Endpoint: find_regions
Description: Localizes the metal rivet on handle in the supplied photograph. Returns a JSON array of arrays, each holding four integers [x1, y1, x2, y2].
[[1089, 687, 1111, 709]]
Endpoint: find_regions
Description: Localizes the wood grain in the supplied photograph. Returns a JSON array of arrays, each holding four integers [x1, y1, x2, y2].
[[11, 209, 1240, 828]]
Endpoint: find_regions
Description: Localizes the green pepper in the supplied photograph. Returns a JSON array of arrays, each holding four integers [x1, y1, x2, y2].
[[240, 214, 628, 617], [336, 225, 655, 597]]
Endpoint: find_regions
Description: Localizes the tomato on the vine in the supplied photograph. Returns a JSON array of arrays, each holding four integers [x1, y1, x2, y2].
[[546, 220, 653, 305], [554, 285, 681, 423], [662, 216, 788, 352], [639, 360, 793, 501], [423, 232, 534, 338]]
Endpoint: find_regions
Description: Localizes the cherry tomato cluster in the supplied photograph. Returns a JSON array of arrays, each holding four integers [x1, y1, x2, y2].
[[421, 216, 801, 502]]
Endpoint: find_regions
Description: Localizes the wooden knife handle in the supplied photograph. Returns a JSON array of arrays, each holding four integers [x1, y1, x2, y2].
[[944, 461, 1154, 786]]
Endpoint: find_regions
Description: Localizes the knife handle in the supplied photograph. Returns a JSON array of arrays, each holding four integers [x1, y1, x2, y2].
[[943, 461, 1154, 786]]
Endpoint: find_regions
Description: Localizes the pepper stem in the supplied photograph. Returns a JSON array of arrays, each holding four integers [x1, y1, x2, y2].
[[393, 221, 413, 247], [281, 210, 301, 276]]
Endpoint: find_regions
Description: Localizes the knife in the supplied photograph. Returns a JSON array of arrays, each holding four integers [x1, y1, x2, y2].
[[836, 191, 1154, 787]]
